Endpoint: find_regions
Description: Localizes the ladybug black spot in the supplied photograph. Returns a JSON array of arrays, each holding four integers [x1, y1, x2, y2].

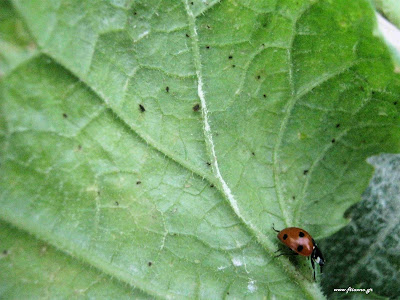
[[297, 245, 303, 252], [299, 232, 305, 237], [283, 234, 288, 240]]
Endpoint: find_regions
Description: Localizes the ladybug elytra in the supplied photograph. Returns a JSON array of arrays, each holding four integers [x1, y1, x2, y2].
[[273, 225, 325, 280]]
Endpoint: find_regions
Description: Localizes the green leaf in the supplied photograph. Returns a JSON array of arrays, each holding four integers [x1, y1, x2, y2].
[[1, 0, 400, 298], [321, 154, 400, 299], [0, 221, 152, 299], [0, 0, 37, 75]]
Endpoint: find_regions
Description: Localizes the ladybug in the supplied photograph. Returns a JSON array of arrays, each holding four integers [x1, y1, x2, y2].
[[273, 225, 325, 280]]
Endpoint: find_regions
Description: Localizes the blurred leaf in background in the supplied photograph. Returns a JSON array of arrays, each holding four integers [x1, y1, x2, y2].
[[322, 154, 400, 299]]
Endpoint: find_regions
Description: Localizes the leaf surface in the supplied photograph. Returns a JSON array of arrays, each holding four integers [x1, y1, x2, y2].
[[0, 221, 152, 299], [1, 0, 400, 298]]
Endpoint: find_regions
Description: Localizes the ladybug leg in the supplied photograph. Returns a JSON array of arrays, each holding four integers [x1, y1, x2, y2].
[[272, 223, 280, 232], [275, 253, 298, 258], [274, 250, 298, 258], [311, 258, 316, 281]]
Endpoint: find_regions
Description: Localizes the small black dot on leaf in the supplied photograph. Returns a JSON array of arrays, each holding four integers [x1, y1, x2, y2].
[[206, 162, 211, 166], [115, 201, 119, 206], [303, 170, 309, 175], [2, 250, 8, 255], [77, 145, 82, 151], [166, 86, 169, 92], [193, 104, 200, 111], [148, 262, 152, 266], [227, 292, 230, 295], [228, 55, 233, 59], [186, 33, 190, 38], [62, 113, 68, 118], [232, 65, 236, 68], [331, 138, 336, 143], [210, 184, 214, 188], [394, 101, 398, 105], [206, 45, 210, 49], [263, 94, 266, 98], [256, 75, 261, 80], [206, 25, 211, 29], [251, 152, 255, 156], [292, 196, 296, 200], [190, 1, 194, 4], [136, 181, 142, 185], [336, 123, 340, 128], [133, 11, 137, 15], [139, 104, 146, 112], [283, 234, 288, 240]]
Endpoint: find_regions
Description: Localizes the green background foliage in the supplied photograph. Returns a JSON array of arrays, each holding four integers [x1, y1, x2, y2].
[[1, 0, 399, 299], [373, 0, 400, 29]]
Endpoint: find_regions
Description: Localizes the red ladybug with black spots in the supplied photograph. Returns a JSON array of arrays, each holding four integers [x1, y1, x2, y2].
[[273, 225, 325, 280]]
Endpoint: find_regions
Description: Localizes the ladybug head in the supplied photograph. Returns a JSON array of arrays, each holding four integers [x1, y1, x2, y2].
[[312, 245, 325, 267]]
